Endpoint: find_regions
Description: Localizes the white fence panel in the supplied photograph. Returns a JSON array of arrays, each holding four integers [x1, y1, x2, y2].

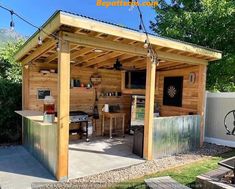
[[205, 92, 235, 147]]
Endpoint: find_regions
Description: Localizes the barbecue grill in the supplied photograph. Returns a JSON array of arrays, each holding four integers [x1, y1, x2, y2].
[[70, 111, 89, 142], [55, 111, 90, 141], [69, 111, 88, 122]]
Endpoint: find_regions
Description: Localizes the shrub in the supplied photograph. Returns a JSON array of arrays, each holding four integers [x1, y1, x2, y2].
[[0, 79, 22, 144]]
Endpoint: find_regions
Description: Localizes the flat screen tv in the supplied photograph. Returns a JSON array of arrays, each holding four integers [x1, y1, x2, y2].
[[125, 70, 146, 89]]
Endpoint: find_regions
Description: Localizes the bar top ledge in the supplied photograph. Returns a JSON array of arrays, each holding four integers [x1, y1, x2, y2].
[[15, 110, 57, 126]]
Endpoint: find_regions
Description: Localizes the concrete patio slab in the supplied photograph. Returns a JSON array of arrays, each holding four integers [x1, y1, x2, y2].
[[69, 135, 145, 179], [0, 146, 55, 189]]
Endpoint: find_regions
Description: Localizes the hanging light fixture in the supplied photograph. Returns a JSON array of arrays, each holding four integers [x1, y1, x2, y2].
[[151, 55, 154, 63], [147, 49, 151, 57], [153, 57, 157, 64], [37, 28, 43, 45], [38, 36, 42, 45], [144, 39, 148, 49], [139, 24, 142, 32], [9, 10, 14, 31], [56, 41, 60, 52], [24, 64, 29, 69]]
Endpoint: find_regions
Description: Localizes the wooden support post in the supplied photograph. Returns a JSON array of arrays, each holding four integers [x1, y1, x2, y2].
[[21, 65, 30, 145], [198, 64, 207, 146], [22, 66, 29, 110], [56, 39, 70, 180], [143, 58, 156, 160]]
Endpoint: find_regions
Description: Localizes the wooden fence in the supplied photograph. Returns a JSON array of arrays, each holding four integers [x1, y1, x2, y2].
[[205, 92, 235, 147]]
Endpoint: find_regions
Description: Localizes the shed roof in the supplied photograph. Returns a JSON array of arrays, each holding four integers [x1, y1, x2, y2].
[[15, 10, 222, 65]]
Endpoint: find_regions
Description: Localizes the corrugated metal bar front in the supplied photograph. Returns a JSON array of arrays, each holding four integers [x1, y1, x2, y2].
[[23, 118, 57, 176], [152, 115, 200, 159]]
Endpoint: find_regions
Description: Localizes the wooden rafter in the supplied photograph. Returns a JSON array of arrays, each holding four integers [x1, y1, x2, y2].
[[79, 51, 110, 63], [83, 51, 124, 68], [21, 39, 56, 64], [64, 32, 209, 66], [96, 54, 134, 68], [70, 47, 94, 60]]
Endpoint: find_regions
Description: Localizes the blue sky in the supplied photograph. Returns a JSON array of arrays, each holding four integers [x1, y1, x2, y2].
[[0, 0, 158, 37]]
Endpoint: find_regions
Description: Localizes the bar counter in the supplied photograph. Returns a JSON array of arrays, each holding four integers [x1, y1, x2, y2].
[[16, 110, 58, 177], [15, 110, 58, 126]]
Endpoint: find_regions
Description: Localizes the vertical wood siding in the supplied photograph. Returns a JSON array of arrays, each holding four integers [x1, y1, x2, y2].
[[155, 66, 200, 116], [152, 115, 200, 159]]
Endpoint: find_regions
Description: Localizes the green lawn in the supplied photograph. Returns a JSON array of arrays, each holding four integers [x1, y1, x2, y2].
[[110, 150, 235, 189]]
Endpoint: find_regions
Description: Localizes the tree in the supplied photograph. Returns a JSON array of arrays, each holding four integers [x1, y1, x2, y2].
[[0, 40, 24, 144], [150, 0, 235, 92], [0, 40, 24, 83]]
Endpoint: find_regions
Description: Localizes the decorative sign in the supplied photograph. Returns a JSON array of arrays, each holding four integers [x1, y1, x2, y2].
[[37, 89, 51, 100], [189, 72, 196, 84], [90, 72, 102, 86], [163, 76, 183, 107], [224, 110, 235, 136]]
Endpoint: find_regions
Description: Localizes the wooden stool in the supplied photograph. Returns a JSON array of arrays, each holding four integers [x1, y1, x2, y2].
[[102, 112, 125, 139]]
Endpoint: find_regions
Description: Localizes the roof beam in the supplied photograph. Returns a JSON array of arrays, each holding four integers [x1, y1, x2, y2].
[[63, 32, 208, 65], [63, 32, 147, 56]]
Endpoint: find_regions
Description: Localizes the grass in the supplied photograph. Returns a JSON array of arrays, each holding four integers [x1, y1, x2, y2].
[[110, 150, 235, 189]]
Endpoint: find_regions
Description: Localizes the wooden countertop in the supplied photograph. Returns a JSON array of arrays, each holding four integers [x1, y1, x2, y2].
[[15, 110, 57, 126], [102, 112, 126, 118]]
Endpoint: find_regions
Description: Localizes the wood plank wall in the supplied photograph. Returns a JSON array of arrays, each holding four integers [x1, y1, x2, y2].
[[27, 64, 131, 136], [27, 63, 202, 133], [155, 66, 200, 116], [70, 67, 131, 135], [28, 64, 58, 111]]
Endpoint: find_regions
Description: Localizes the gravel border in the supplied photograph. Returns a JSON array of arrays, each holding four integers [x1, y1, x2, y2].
[[37, 143, 232, 189]]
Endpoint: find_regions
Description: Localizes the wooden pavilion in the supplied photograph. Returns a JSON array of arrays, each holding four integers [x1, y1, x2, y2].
[[15, 11, 222, 180]]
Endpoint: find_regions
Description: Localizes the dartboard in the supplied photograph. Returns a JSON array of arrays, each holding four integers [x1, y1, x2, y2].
[[163, 76, 183, 107], [167, 85, 177, 98]]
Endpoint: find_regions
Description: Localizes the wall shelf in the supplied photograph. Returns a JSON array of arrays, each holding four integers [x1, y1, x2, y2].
[[99, 96, 121, 98], [70, 87, 94, 90]]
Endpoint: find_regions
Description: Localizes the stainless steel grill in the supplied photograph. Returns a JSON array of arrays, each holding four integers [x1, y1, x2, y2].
[[69, 111, 89, 142], [69, 111, 88, 123]]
